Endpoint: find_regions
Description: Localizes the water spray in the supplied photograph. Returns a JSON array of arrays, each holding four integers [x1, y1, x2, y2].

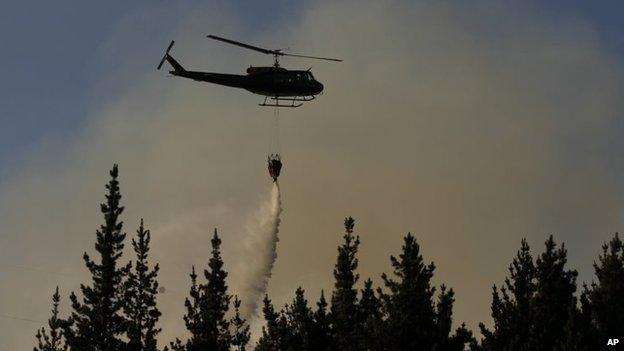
[[235, 182, 282, 337], [237, 106, 284, 341]]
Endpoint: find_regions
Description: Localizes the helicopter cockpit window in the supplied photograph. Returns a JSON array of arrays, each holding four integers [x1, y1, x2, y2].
[[280, 74, 292, 83]]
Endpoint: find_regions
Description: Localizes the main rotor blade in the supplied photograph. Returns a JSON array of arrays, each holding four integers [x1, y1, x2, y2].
[[280, 52, 343, 62], [207, 34, 276, 55], [208, 34, 343, 62]]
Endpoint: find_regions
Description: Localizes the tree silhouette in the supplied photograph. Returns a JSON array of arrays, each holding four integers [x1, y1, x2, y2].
[[169, 266, 201, 351], [358, 279, 384, 350], [381, 233, 471, 350], [560, 294, 596, 351], [435, 286, 475, 350], [529, 236, 577, 349], [311, 291, 332, 351], [381, 233, 437, 350], [125, 219, 161, 351], [231, 296, 251, 351], [63, 164, 130, 351], [330, 217, 360, 351], [559, 234, 624, 350], [30, 169, 624, 351], [171, 230, 232, 351], [281, 288, 314, 350], [480, 239, 535, 350], [581, 233, 624, 346], [480, 237, 578, 350], [256, 295, 289, 351], [201, 230, 232, 349], [34, 287, 67, 351]]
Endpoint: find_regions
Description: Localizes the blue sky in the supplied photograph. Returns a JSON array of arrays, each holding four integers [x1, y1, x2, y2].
[[2, 1, 623, 181]]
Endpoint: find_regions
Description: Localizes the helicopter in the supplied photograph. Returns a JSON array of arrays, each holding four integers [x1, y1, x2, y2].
[[157, 35, 342, 107]]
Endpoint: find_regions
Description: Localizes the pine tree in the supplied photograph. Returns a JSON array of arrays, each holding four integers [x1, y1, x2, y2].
[[284, 287, 315, 350], [560, 296, 595, 351], [584, 233, 624, 338], [255, 296, 277, 351], [231, 296, 250, 351], [256, 295, 289, 351], [381, 233, 436, 350], [172, 230, 232, 351], [434, 285, 475, 350], [169, 267, 201, 351], [434, 285, 454, 349], [125, 219, 161, 351], [330, 216, 360, 351], [479, 237, 578, 350], [528, 236, 577, 350], [452, 324, 477, 351], [311, 291, 332, 351], [358, 279, 384, 351], [64, 164, 130, 351], [34, 287, 67, 351], [201, 229, 232, 350], [480, 239, 535, 350]]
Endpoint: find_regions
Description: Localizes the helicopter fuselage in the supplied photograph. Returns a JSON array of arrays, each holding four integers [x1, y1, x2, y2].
[[157, 38, 339, 106], [171, 66, 324, 97]]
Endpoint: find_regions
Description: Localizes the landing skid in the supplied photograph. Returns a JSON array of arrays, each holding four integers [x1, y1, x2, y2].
[[260, 95, 316, 108]]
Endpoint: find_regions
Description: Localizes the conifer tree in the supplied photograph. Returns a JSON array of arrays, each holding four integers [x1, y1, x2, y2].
[[452, 324, 477, 351], [434, 285, 475, 350], [330, 217, 360, 351], [311, 291, 332, 351], [529, 236, 577, 349], [256, 295, 289, 351], [381, 232, 471, 350], [256, 296, 278, 351], [434, 285, 454, 348], [285, 287, 315, 350], [125, 219, 161, 351], [381, 233, 436, 350], [201, 230, 232, 349], [480, 239, 535, 350], [480, 237, 578, 350], [560, 296, 595, 351], [231, 296, 250, 351], [172, 230, 232, 351], [584, 233, 624, 338], [34, 287, 67, 351], [169, 267, 201, 351], [64, 164, 130, 351], [358, 279, 384, 351]]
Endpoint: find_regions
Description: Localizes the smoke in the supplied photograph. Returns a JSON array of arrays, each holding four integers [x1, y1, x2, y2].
[[233, 182, 282, 339]]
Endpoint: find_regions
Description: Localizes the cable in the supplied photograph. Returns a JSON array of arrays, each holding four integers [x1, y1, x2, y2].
[[269, 106, 281, 155]]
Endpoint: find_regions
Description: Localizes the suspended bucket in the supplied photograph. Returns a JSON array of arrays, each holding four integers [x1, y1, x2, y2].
[[268, 154, 282, 182]]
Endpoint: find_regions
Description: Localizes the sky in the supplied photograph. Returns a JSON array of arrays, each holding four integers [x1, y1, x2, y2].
[[0, 0, 300, 179], [2, 0, 623, 179], [1, 0, 624, 349]]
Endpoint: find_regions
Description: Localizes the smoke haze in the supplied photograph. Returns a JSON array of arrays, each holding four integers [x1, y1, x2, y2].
[[1, 1, 624, 349]]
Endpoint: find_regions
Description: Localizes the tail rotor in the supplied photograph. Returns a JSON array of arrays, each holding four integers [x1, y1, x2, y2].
[[157, 40, 175, 70]]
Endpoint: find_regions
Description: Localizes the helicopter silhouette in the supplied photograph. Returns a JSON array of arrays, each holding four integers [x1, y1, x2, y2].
[[157, 35, 342, 107]]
